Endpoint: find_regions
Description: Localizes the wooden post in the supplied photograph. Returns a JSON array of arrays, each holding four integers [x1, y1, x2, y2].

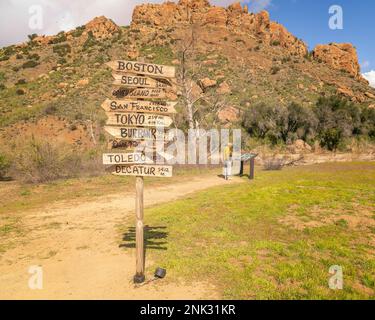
[[134, 176, 145, 283], [249, 158, 255, 180], [239, 160, 244, 176]]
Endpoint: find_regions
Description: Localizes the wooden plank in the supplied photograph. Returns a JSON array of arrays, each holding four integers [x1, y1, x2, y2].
[[109, 139, 157, 150], [102, 153, 153, 165], [101, 99, 177, 114], [112, 73, 175, 89], [107, 60, 176, 78], [104, 126, 173, 141], [134, 176, 145, 283], [112, 164, 173, 178], [112, 87, 172, 100], [106, 113, 173, 127]]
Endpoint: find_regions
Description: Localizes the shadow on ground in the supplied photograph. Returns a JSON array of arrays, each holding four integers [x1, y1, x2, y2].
[[120, 225, 168, 251]]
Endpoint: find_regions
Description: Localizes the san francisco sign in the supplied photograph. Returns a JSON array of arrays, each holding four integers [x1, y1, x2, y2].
[[101, 99, 177, 115]]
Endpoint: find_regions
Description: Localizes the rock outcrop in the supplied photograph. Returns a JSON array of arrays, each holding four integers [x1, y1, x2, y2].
[[312, 43, 362, 79], [131, 0, 308, 57], [83, 16, 120, 39]]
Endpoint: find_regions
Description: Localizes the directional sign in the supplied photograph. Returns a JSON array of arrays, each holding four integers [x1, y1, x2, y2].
[[102, 153, 153, 165], [101, 99, 177, 115], [106, 113, 173, 127], [107, 61, 176, 79], [112, 87, 171, 100], [112, 73, 175, 89], [105, 126, 173, 141], [109, 139, 159, 150], [112, 164, 173, 177]]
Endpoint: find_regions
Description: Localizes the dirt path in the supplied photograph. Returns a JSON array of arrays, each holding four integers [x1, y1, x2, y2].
[[0, 175, 242, 300]]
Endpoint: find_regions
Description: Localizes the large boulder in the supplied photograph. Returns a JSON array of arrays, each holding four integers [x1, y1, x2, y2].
[[313, 43, 362, 79]]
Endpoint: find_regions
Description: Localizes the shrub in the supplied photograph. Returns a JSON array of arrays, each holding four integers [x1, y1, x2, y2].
[[313, 95, 362, 150], [16, 88, 25, 95], [27, 53, 40, 61], [22, 60, 39, 69], [16, 54, 23, 59], [242, 102, 317, 144], [28, 34, 38, 41], [271, 66, 280, 74], [44, 104, 57, 115], [0, 153, 10, 180], [53, 44, 71, 57], [10, 138, 81, 183], [271, 40, 281, 46], [0, 84, 6, 91], [16, 79, 27, 85], [48, 31, 67, 44], [71, 25, 85, 37]]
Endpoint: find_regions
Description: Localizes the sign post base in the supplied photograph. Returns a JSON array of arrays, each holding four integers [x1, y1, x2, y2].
[[133, 273, 145, 284]]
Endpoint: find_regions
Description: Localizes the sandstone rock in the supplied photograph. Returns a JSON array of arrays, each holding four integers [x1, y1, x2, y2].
[[364, 91, 375, 99], [84, 16, 119, 39], [58, 82, 69, 89], [313, 43, 362, 79], [77, 79, 89, 87], [368, 104, 375, 109], [297, 83, 304, 90], [199, 78, 217, 90], [337, 86, 354, 97], [172, 59, 180, 65], [293, 139, 312, 152], [127, 49, 139, 60], [202, 59, 217, 66], [217, 81, 231, 94], [218, 106, 240, 123]]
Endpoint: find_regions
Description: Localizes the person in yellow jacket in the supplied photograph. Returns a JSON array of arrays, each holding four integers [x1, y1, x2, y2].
[[223, 143, 233, 180]]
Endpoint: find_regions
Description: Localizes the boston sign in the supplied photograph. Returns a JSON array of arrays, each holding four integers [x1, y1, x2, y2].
[[107, 60, 176, 79]]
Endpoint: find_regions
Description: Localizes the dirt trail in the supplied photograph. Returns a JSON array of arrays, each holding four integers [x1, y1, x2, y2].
[[0, 175, 242, 300]]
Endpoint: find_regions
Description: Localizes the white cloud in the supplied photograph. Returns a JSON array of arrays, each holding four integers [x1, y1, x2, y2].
[[0, 0, 272, 47], [361, 60, 370, 69], [0, 0, 164, 47], [363, 70, 375, 88]]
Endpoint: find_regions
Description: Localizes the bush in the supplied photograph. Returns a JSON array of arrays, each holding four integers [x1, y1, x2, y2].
[[28, 34, 38, 41], [22, 60, 39, 69], [0, 153, 10, 180], [314, 96, 362, 150], [242, 102, 317, 144], [10, 138, 81, 183], [271, 66, 280, 74], [271, 40, 281, 46], [53, 44, 71, 57], [16, 79, 27, 85], [0, 84, 6, 91], [16, 88, 25, 95], [71, 25, 85, 37], [27, 53, 40, 61], [48, 31, 67, 44]]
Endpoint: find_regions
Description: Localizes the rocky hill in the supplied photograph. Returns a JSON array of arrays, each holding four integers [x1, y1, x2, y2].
[[0, 0, 374, 152]]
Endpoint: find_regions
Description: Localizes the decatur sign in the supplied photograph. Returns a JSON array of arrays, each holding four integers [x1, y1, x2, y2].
[[112, 164, 173, 177]]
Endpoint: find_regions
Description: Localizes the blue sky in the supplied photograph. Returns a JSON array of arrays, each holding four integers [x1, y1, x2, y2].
[[0, 0, 374, 84], [260, 0, 374, 73]]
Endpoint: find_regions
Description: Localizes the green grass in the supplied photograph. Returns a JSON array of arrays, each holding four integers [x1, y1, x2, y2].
[[120, 162, 375, 299]]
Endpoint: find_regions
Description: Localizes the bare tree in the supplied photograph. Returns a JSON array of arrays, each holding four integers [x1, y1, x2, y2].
[[175, 23, 203, 130]]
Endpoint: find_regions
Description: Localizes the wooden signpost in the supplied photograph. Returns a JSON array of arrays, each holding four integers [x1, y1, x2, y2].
[[112, 73, 175, 89], [101, 99, 177, 114], [105, 113, 173, 127], [103, 60, 176, 284], [112, 87, 170, 100]]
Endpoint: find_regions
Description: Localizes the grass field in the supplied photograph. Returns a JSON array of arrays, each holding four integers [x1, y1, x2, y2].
[[122, 162, 375, 299]]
